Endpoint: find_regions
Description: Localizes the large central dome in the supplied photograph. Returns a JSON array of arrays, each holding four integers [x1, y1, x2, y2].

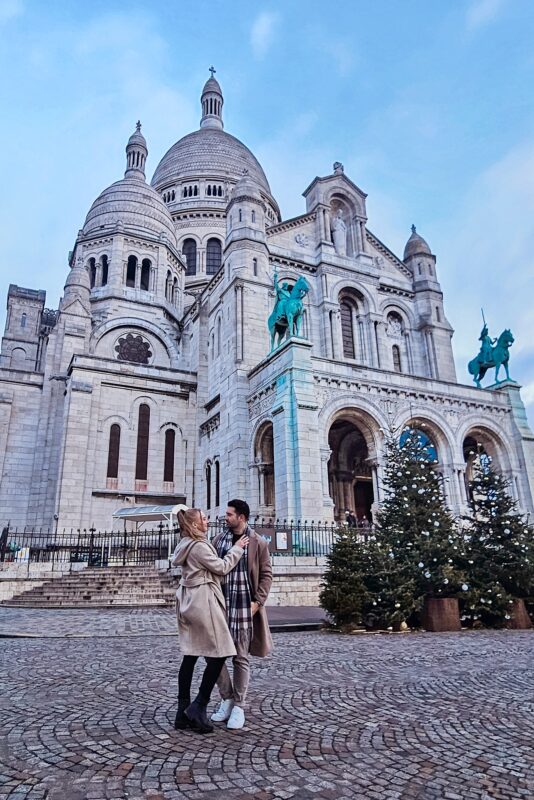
[[151, 126, 271, 193], [150, 72, 274, 205]]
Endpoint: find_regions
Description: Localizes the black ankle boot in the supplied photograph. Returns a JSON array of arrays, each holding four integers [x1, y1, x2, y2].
[[174, 699, 193, 730], [185, 697, 214, 734]]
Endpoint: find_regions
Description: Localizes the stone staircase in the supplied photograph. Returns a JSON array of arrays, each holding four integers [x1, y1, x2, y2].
[[1, 566, 180, 608]]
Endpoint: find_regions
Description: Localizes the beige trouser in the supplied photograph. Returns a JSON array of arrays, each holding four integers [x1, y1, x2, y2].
[[217, 634, 251, 707]]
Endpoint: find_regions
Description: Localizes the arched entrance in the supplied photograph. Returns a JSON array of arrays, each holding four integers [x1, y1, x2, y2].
[[328, 419, 374, 522]]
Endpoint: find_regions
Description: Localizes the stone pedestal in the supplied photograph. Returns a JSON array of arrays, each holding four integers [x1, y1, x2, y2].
[[249, 337, 327, 522]]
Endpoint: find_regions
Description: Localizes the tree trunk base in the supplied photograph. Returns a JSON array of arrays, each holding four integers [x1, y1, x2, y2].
[[508, 599, 532, 630], [422, 597, 461, 632]]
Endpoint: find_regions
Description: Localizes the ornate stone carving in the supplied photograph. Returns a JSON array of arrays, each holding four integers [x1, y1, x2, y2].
[[294, 233, 311, 248], [115, 333, 152, 364]]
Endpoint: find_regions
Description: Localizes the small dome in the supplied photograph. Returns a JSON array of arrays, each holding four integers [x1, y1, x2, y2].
[[202, 76, 222, 97], [403, 225, 432, 260], [231, 170, 262, 201], [127, 121, 147, 149], [83, 177, 176, 243], [64, 262, 90, 293]]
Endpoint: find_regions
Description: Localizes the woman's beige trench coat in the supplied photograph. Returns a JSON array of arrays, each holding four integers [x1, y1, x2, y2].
[[172, 536, 244, 658]]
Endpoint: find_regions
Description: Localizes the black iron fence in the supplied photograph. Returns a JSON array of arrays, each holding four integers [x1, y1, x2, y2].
[[0, 520, 372, 567]]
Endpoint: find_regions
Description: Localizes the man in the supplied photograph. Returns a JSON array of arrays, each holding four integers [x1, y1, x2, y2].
[[210, 499, 273, 729]]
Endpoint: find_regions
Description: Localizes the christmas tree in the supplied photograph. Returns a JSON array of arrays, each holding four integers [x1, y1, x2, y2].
[[462, 453, 534, 627], [319, 526, 370, 628], [374, 427, 467, 625]]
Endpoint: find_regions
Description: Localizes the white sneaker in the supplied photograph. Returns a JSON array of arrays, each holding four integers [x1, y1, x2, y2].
[[210, 698, 234, 722], [226, 705, 245, 729]]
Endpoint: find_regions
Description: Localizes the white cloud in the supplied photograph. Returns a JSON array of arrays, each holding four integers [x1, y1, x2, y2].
[[250, 11, 279, 59], [466, 0, 506, 30], [0, 0, 23, 24]]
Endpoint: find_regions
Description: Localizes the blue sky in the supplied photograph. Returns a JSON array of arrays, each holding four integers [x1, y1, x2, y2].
[[0, 0, 533, 422]]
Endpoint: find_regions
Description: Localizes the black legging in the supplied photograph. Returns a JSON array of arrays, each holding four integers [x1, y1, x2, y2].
[[178, 655, 226, 705]]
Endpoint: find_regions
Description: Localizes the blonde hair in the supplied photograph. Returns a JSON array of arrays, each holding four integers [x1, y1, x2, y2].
[[177, 508, 205, 541]]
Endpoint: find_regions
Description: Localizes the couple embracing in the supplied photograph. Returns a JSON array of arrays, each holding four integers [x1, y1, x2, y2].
[[171, 499, 273, 734]]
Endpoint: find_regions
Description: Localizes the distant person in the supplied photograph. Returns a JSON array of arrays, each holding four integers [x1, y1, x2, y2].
[[345, 510, 357, 528], [171, 507, 249, 734], [210, 499, 273, 730]]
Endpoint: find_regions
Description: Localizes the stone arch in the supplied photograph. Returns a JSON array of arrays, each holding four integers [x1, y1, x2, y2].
[[457, 418, 514, 470], [10, 347, 27, 367], [330, 277, 376, 313], [321, 401, 385, 522], [254, 419, 275, 512], [89, 317, 179, 366], [394, 410, 454, 465]]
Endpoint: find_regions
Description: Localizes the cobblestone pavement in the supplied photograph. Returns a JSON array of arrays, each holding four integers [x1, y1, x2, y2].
[[1, 629, 533, 799], [0, 607, 326, 638]]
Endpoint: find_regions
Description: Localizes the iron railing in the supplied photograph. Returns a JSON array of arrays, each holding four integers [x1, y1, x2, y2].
[[0, 520, 372, 567]]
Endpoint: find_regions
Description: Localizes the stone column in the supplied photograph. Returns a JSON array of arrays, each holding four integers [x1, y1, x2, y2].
[[323, 308, 333, 359], [320, 447, 334, 509], [235, 282, 244, 362], [360, 221, 369, 253], [324, 208, 332, 243], [332, 309, 343, 360]]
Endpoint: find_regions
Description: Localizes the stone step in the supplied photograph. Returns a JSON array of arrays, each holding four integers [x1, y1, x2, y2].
[[0, 566, 180, 608]]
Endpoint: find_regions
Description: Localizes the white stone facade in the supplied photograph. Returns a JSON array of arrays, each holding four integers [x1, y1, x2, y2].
[[1, 75, 533, 530]]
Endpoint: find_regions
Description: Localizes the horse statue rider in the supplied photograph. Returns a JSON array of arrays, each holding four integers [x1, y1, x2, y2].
[[268, 272, 310, 352], [468, 316, 515, 388]]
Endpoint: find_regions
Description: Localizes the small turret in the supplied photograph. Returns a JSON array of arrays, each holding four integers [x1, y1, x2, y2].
[[200, 67, 224, 130], [125, 121, 147, 180]]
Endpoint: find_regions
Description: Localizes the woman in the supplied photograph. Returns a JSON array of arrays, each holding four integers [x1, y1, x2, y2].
[[172, 507, 248, 734]]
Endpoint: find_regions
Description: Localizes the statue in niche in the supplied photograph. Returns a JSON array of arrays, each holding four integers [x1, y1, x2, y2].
[[331, 209, 347, 256], [387, 314, 403, 337]]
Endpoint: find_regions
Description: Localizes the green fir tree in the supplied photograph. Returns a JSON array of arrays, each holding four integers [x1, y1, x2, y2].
[[374, 427, 467, 625], [461, 453, 534, 627], [319, 526, 370, 628]]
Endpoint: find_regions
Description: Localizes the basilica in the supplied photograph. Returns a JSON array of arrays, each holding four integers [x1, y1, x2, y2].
[[1, 73, 533, 530]]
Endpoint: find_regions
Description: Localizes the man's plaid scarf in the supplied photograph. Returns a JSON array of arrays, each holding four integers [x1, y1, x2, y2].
[[215, 527, 252, 645]]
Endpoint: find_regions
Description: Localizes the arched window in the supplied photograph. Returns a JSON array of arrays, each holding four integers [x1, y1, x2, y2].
[[218, 186, 223, 197], [207, 185, 212, 196], [205, 461, 212, 510], [251, 210, 256, 223], [165, 270, 172, 301], [89, 257, 96, 289], [340, 301, 355, 359], [140, 259, 151, 291], [107, 424, 121, 479], [182, 187, 187, 198], [101, 255, 109, 286], [20, 313, 27, 329], [135, 404, 150, 481], [183, 239, 197, 276], [126, 255, 137, 287], [164, 429, 175, 483], [215, 460, 220, 507], [239, 209, 243, 222], [194, 186, 198, 196], [392, 345, 402, 372], [173, 276, 178, 305], [206, 238, 222, 275], [253, 258, 258, 276]]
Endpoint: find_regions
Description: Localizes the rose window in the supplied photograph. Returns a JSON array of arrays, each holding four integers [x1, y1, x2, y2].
[[115, 333, 152, 364]]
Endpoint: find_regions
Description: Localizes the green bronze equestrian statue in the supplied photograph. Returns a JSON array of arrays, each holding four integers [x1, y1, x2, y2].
[[268, 272, 310, 352], [468, 317, 515, 388]]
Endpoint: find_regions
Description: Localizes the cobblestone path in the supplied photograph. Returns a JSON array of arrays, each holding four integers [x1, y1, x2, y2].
[[1, 628, 533, 799]]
